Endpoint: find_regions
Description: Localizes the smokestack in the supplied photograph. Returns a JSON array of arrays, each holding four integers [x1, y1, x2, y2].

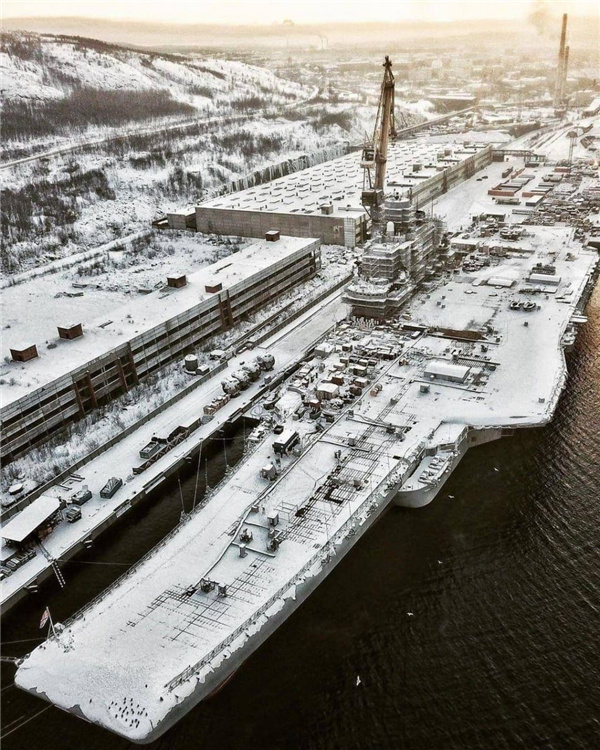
[[554, 13, 568, 108], [559, 13, 567, 58]]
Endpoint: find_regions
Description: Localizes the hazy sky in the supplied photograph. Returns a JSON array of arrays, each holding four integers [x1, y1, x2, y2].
[[3, 0, 599, 24]]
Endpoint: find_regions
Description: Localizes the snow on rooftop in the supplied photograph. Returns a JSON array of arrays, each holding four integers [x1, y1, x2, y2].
[[317, 381, 339, 393], [424, 361, 470, 381], [2, 495, 60, 543], [0, 236, 318, 407], [198, 140, 491, 219], [528, 273, 561, 285], [487, 276, 515, 287]]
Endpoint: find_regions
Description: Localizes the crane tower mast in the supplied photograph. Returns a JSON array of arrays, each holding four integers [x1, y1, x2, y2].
[[361, 55, 397, 223]]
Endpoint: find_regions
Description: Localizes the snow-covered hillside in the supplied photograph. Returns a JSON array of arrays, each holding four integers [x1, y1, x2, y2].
[[0, 31, 309, 109], [0, 31, 422, 278]]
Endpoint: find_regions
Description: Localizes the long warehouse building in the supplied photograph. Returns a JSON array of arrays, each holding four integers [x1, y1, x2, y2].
[[181, 140, 493, 247], [1, 237, 321, 461]]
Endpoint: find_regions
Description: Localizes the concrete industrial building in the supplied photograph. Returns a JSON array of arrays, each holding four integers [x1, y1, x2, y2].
[[1, 237, 321, 461], [424, 361, 471, 383], [173, 140, 493, 247]]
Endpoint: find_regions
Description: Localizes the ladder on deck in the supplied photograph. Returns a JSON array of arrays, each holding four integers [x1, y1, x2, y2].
[[37, 541, 66, 589]]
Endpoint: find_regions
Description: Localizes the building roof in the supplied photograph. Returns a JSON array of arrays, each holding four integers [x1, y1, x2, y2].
[[2, 495, 61, 543], [451, 238, 481, 248], [317, 381, 340, 394], [487, 276, 515, 287], [528, 273, 561, 285], [273, 429, 299, 446], [197, 139, 492, 220], [424, 361, 470, 381], [1, 237, 318, 408]]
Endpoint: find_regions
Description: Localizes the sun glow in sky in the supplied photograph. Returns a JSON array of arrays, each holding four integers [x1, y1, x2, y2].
[[3, 0, 599, 24]]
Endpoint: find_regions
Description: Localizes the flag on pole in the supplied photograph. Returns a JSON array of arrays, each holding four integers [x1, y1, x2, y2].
[[39, 607, 51, 629]]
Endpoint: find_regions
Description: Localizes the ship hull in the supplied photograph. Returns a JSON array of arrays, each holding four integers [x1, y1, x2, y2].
[[123, 427, 508, 743], [109, 480, 393, 743]]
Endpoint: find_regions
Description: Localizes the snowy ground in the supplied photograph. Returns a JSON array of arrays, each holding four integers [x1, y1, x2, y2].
[[0, 32, 311, 155], [509, 113, 600, 163], [1, 107, 375, 276], [428, 130, 511, 144], [431, 160, 522, 231], [431, 151, 599, 233]]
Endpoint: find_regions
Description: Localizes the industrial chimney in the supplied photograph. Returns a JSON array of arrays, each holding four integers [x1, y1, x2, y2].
[[554, 13, 568, 109]]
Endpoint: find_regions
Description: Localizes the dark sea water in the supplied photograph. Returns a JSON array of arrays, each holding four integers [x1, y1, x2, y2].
[[2, 283, 599, 750]]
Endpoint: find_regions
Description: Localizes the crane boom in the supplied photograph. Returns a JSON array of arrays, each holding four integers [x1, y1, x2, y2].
[[361, 56, 396, 222]]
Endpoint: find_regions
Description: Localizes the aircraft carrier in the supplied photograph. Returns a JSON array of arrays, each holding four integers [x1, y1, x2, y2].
[[8, 57, 600, 744], [13, 215, 598, 741]]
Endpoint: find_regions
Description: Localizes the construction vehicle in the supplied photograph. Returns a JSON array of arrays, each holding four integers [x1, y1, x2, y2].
[[361, 55, 397, 225], [70, 487, 92, 506], [65, 506, 82, 524]]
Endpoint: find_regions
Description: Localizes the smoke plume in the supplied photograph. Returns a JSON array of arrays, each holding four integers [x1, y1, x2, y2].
[[528, 0, 552, 36]]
